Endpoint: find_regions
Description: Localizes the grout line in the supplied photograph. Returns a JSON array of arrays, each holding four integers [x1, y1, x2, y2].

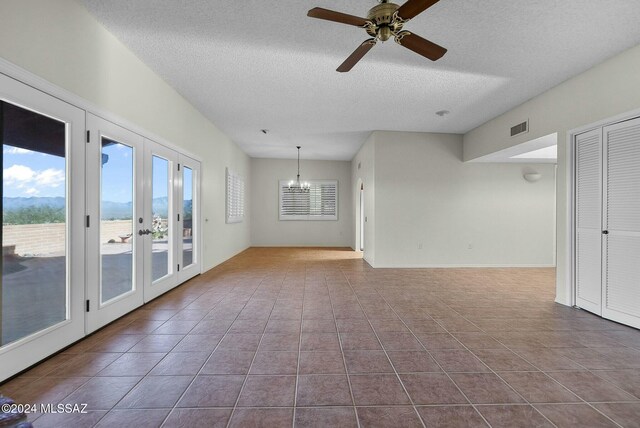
[[425, 307, 558, 427], [45, 280, 232, 427], [357, 272, 554, 427], [226, 268, 290, 428], [431, 305, 627, 427], [325, 269, 362, 428], [292, 265, 307, 428], [155, 274, 268, 428], [339, 271, 427, 428], [8, 257, 640, 428]]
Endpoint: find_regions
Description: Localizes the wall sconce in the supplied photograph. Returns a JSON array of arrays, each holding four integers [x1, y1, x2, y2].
[[523, 172, 542, 183]]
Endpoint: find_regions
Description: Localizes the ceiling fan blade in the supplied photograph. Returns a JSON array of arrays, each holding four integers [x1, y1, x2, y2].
[[396, 0, 440, 21], [307, 7, 370, 27], [337, 39, 377, 73], [395, 31, 447, 61]]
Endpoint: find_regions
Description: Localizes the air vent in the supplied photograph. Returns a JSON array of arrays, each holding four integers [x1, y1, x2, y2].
[[510, 120, 529, 137]]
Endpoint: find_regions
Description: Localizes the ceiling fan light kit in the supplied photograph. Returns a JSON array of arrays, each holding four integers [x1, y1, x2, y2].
[[308, 0, 447, 72]]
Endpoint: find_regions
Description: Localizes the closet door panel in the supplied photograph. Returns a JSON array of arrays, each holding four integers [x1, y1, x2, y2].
[[605, 120, 640, 230], [605, 236, 640, 322], [602, 117, 640, 328], [574, 129, 602, 314], [576, 231, 603, 308]]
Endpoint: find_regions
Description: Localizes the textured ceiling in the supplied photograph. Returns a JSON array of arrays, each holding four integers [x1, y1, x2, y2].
[[81, 0, 640, 160]]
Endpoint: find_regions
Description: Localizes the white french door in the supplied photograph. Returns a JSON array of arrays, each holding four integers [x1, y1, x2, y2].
[[86, 114, 144, 332], [86, 117, 201, 331], [177, 154, 201, 283], [0, 73, 85, 379], [0, 70, 202, 380], [143, 140, 179, 301]]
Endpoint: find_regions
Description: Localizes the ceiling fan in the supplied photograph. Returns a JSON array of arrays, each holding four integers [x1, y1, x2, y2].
[[308, 0, 447, 72]]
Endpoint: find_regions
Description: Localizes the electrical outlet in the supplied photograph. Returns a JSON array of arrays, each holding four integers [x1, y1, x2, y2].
[[418, 243, 423, 250], [468, 243, 474, 250]]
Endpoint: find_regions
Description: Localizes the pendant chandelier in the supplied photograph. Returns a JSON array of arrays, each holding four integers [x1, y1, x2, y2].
[[288, 146, 310, 193]]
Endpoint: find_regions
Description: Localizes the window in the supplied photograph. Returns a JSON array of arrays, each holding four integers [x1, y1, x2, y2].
[[226, 168, 245, 223], [279, 180, 338, 221]]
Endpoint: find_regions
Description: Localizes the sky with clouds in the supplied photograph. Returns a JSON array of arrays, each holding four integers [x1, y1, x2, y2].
[[3, 145, 65, 198], [3, 143, 179, 203]]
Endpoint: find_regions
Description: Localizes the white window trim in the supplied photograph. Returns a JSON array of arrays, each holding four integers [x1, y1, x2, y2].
[[226, 168, 245, 224], [279, 179, 338, 221]]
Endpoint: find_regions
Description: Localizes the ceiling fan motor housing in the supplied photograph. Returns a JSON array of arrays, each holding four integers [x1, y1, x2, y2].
[[366, 2, 404, 41]]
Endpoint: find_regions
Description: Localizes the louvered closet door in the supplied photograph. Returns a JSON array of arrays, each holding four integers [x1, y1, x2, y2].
[[575, 129, 603, 315], [602, 117, 640, 329]]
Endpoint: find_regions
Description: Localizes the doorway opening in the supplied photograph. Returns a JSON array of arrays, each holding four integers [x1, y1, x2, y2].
[[355, 179, 364, 253], [359, 183, 364, 251]]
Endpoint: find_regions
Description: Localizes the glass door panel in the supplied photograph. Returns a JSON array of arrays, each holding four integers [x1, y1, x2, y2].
[[100, 138, 135, 303], [0, 73, 85, 381], [143, 140, 178, 301], [152, 155, 170, 282], [2, 102, 67, 345], [182, 166, 194, 268], [178, 154, 200, 283], [86, 114, 143, 333]]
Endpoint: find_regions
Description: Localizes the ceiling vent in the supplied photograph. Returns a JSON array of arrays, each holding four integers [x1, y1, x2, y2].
[[510, 120, 529, 137]]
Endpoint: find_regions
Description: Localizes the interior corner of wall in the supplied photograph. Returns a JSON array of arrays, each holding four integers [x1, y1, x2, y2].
[[554, 295, 571, 307], [363, 255, 375, 268]]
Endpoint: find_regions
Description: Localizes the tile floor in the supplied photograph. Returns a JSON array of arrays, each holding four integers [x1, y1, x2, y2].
[[2, 247, 640, 427]]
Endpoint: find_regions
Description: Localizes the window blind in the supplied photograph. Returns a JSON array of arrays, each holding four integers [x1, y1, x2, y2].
[[279, 180, 338, 221], [226, 168, 244, 223]]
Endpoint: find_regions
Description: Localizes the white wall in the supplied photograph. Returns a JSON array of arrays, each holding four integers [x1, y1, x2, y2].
[[372, 131, 556, 268], [250, 158, 352, 247], [351, 133, 376, 266], [463, 43, 640, 305], [0, 0, 251, 271]]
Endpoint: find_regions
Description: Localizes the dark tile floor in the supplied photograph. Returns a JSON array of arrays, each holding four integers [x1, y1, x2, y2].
[[3, 247, 640, 427]]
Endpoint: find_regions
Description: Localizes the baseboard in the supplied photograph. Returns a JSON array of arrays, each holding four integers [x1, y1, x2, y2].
[[249, 245, 354, 248], [371, 263, 557, 268], [202, 245, 251, 273]]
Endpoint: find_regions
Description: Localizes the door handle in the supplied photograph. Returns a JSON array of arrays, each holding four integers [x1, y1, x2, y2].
[[602, 230, 609, 235], [138, 229, 152, 236]]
